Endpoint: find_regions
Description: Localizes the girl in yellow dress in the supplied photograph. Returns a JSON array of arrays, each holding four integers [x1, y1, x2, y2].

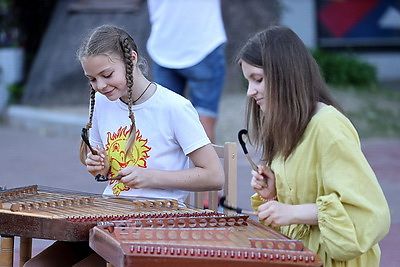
[[237, 25, 390, 267]]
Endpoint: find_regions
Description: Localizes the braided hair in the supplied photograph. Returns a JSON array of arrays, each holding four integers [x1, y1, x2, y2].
[[77, 25, 142, 164]]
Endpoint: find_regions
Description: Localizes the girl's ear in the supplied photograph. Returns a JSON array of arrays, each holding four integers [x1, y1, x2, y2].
[[131, 50, 138, 64]]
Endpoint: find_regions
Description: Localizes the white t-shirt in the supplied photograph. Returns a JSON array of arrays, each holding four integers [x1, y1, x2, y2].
[[89, 84, 210, 203], [146, 0, 227, 68]]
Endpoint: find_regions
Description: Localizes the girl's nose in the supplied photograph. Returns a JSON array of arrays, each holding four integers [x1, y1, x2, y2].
[[246, 85, 256, 97], [96, 79, 107, 91]]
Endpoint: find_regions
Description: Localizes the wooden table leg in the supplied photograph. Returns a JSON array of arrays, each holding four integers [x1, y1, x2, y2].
[[19, 237, 32, 267], [0, 236, 14, 267]]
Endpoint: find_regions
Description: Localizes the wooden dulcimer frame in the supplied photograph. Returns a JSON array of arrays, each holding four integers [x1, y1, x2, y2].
[[0, 185, 216, 267], [90, 215, 323, 267], [1, 185, 323, 267]]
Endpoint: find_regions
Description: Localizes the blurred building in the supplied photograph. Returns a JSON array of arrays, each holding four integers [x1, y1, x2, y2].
[[281, 0, 400, 83]]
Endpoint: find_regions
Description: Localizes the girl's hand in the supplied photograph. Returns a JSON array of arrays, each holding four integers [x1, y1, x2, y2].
[[257, 201, 293, 227], [118, 165, 152, 189], [250, 165, 276, 201], [258, 202, 319, 227], [85, 146, 109, 177]]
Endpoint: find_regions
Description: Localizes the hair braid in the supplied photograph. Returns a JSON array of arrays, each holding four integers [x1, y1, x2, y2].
[[79, 87, 96, 164], [121, 36, 136, 159], [77, 25, 147, 163]]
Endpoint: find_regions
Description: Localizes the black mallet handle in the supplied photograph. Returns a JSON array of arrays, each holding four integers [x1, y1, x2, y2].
[[238, 129, 258, 171]]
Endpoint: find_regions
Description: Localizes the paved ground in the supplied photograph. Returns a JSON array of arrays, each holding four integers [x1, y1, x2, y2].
[[0, 92, 399, 266]]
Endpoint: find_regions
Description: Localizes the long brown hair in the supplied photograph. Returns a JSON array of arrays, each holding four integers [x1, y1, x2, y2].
[[77, 25, 142, 164], [237, 25, 343, 165]]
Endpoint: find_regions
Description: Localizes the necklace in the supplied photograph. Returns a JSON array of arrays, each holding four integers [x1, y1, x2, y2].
[[133, 82, 154, 103], [121, 82, 154, 105]]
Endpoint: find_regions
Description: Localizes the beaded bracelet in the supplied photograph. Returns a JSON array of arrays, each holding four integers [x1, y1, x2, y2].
[[259, 194, 277, 202]]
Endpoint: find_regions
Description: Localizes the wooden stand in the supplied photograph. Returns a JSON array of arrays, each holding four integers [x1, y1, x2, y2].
[[0, 236, 14, 267], [19, 237, 32, 267], [0, 236, 33, 267]]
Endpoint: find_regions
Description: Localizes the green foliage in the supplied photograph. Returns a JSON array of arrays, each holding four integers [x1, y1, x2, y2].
[[312, 49, 378, 90], [7, 82, 24, 104]]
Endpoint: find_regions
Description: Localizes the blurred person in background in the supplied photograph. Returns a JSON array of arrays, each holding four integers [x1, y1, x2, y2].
[[147, 0, 227, 143]]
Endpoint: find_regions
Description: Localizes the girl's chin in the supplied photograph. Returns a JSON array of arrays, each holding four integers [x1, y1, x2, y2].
[[104, 95, 120, 102], [102, 91, 120, 101]]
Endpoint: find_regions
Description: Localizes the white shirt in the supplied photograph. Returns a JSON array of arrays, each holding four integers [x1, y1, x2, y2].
[[147, 0, 227, 68], [89, 85, 210, 203]]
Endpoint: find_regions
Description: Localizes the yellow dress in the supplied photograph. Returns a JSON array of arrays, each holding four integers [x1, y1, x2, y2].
[[251, 106, 390, 267]]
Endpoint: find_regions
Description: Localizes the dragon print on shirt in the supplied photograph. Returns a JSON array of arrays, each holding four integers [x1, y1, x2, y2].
[[105, 126, 151, 196]]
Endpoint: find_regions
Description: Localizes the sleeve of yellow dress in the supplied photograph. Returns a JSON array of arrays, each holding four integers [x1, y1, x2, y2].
[[250, 193, 282, 233], [316, 125, 390, 261], [250, 193, 265, 211]]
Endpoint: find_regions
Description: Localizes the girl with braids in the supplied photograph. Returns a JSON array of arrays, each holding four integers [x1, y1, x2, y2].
[[24, 25, 224, 267], [238, 25, 390, 267]]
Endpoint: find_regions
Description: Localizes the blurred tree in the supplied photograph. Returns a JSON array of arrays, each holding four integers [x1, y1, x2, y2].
[[0, 0, 20, 48], [221, 0, 280, 92]]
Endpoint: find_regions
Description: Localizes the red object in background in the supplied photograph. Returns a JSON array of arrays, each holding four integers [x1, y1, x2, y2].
[[318, 0, 380, 37]]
